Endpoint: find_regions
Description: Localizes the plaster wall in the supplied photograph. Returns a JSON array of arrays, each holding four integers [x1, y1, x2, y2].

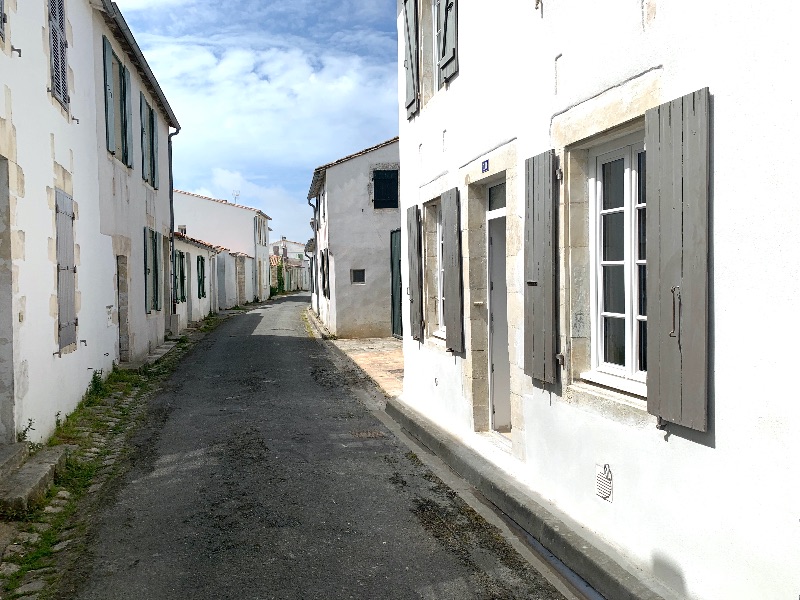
[[216, 251, 238, 310], [312, 189, 334, 330], [397, 1, 800, 598], [173, 238, 215, 331], [326, 141, 400, 338]]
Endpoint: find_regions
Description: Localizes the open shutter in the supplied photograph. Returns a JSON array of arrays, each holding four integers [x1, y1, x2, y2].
[[151, 110, 159, 189], [524, 151, 558, 383], [56, 191, 76, 349], [403, 0, 419, 118], [442, 188, 463, 352], [144, 227, 151, 313], [197, 256, 202, 299], [438, 0, 458, 83], [123, 68, 134, 167], [102, 36, 115, 154], [49, 0, 68, 106], [140, 94, 150, 183], [180, 252, 186, 302], [154, 232, 162, 311], [645, 88, 710, 432], [406, 205, 423, 341]]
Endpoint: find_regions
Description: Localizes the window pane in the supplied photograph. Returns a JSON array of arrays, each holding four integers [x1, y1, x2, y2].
[[603, 317, 626, 366], [602, 159, 624, 209], [373, 170, 399, 209], [638, 265, 646, 316], [637, 151, 646, 205], [637, 207, 646, 260], [602, 212, 624, 261], [638, 321, 647, 372], [602, 265, 625, 314], [489, 182, 506, 210]]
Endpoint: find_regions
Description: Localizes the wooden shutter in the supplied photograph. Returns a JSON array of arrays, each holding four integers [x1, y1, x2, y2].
[[144, 227, 151, 314], [442, 188, 463, 352], [102, 36, 115, 154], [56, 190, 76, 349], [645, 88, 710, 432], [140, 94, 150, 183], [524, 151, 558, 383], [180, 252, 186, 302], [0, 0, 6, 42], [197, 256, 202, 299], [49, 0, 68, 106], [406, 205, 423, 341], [403, 0, 419, 118], [439, 0, 458, 83], [153, 232, 162, 311], [123, 68, 134, 167], [151, 110, 159, 189]]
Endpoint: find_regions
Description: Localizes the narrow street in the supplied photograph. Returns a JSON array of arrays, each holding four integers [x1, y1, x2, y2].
[[60, 294, 567, 600]]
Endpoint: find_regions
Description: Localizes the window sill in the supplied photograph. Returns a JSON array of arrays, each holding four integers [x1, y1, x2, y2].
[[562, 381, 653, 429], [579, 369, 646, 399], [431, 329, 446, 341]]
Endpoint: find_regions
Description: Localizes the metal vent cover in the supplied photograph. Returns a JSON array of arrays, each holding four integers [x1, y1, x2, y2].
[[596, 464, 613, 502]]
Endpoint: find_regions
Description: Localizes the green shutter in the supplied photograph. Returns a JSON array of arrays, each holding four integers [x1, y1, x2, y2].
[[140, 93, 150, 183], [102, 36, 115, 154], [144, 227, 151, 314], [151, 109, 159, 189], [154, 232, 162, 311], [123, 67, 133, 167]]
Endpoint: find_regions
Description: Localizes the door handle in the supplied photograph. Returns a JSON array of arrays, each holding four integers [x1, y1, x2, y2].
[[669, 285, 680, 338]]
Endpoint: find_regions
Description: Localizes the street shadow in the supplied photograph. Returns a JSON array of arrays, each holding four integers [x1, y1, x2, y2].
[[651, 552, 689, 599]]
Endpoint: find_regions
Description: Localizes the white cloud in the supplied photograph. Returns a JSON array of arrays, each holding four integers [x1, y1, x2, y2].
[[114, 0, 191, 11]]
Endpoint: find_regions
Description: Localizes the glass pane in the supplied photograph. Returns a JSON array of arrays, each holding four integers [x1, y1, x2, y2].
[[637, 151, 646, 205], [602, 265, 625, 314], [637, 207, 646, 260], [602, 212, 624, 261], [603, 317, 626, 366], [602, 159, 624, 210], [638, 265, 646, 316], [489, 183, 506, 210], [638, 321, 647, 372]]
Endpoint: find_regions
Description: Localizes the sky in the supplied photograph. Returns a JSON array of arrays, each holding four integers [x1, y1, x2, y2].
[[115, 0, 400, 246]]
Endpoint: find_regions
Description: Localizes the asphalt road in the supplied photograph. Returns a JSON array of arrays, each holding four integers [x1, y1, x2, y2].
[[69, 293, 565, 600]]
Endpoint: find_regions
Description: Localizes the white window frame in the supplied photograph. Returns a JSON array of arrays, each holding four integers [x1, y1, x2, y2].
[[584, 132, 647, 398], [434, 202, 446, 338]]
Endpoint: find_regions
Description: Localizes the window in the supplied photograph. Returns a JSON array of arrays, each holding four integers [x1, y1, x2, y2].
[[587, 135, 646, 394], [423, 201, 445, 336], [174, 251, 186, 303], [102, 37, 133, 166], [49, 0, 69, 107], [373, 169, 399, 209], [144, 227, 162, 312], [351, 269, 366, 284], [56, 190, 76, 350], [197, 256, 206, 299], [140, 93, 159, 188]]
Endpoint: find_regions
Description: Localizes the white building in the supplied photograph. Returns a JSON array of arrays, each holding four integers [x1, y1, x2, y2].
[[397, 1, 799, 599], [271, 237, 310, 291], [309, 138, 401, 338], [174, 190, 271, 303], [1, 0, 177, 443], [172, 232, 219, 330]]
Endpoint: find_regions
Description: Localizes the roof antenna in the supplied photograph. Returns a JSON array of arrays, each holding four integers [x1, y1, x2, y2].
[[232, 190, 240, 202]]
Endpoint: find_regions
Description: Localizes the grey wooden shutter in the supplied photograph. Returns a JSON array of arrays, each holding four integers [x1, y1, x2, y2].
[[151, 110, 159, 189], [645, 87, 710, 432], [438, 0, 458, 83], [123, 68, 134, 167], [406, 205, 423, 341], [56, 190, 76, 349], [102, 36, 115, 154], [144, 227, 151, 313], [49, 0, 68, 106], [140, 94, 150, 183], [524, 150, 558, 383], [403, 0, 419, 118], [442, 188, 463, 352]]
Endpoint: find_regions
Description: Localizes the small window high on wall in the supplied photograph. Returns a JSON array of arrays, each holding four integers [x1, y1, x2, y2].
[[373, 169, 399, 209]]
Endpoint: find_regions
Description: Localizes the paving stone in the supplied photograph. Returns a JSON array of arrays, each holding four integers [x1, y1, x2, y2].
[[16, 579, 46, 593], [16, 532, 40, 544], [3, 544, 23, 558], [29, 523, 50, 533], [52, 540, 71, 552], [87, 484, 103, 494], [49, 499, 68, 507], [43, 506, 63, 514], [0, 562, 20, 576], [56, 491, 71, 500]]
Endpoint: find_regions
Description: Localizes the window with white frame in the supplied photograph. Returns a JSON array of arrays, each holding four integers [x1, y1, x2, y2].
[[436, 202, 445, 336], [422, 200, 445, 337], [587, 134, 646, 395]]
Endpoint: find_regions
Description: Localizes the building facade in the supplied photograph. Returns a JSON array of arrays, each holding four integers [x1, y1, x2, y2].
[[397, 1, 799, 599], [308, 138, 401, 338], [271, 237, 310, 291], [0, 0, 177, 443], [172, 232, 218, 331]]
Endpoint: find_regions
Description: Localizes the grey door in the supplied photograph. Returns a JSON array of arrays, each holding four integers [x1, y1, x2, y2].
[[390, 229, 403, 338], [488, 217, 510, 432]]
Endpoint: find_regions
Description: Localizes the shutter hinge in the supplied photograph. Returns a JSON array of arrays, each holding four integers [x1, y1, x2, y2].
[[72, 266, 77, 273], [74, 317, 79, 327], [556, 353, 565, 367], [556, 168, 563, 181]]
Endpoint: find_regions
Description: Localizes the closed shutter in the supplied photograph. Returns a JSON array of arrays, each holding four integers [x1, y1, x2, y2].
[[442, 188, 463, 352], [438, 0, 458, 83], [140, 94, 150, 183], [180, 251, 186, 302], [403, 0, 419, 118], [645, 87, 710, 432], [56, 190, 76, 349], [123, 68, 133, 167], [144, 227, 152, 314], [406, 205, 423, 340], [197, 256, 203, 299], [154, 232, 162, 311], [49, 0, 68, 106], [102, 36, 115, 154], [524, 151, 558, 383], [151, 110, 159, 189], [322, 248, 329, 298]]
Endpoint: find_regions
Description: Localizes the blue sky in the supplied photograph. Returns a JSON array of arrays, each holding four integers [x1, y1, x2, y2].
[[115, 0, 399, 246]]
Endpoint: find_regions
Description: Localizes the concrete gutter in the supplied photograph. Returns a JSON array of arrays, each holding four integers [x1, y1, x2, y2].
[[385, 396, 670, 600]]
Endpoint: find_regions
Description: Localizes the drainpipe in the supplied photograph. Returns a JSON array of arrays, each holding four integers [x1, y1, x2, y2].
[[168, 127, 181, 317], [307, 195, 318, 315]]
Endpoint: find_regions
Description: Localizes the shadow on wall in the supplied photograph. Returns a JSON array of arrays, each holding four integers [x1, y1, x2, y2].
[[651, 552, 688, 600]]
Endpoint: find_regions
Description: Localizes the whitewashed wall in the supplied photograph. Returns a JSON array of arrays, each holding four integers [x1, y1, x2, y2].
[[173, 237, 215, 331], [397, 1, 800, 599]]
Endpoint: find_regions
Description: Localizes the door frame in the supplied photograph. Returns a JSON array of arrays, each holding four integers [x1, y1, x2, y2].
[[487, 200, 510, 436]]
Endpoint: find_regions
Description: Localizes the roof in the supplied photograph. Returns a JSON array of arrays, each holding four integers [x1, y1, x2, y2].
[[269, 255, 281, 267], [307, 136, 399, 199], [173, 231, 227, 253], [99, 1, 179, 129], [174, 189, 272, 220]]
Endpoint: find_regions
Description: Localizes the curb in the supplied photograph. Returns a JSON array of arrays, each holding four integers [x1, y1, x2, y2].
[[385, 396, 668, 600]]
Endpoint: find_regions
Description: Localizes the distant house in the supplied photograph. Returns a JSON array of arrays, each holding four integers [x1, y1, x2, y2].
[[271, 237, 310, 291], [174, 190, 271, 304], [0, 0, 178, 443], [171, 232, 219, 331], [308, 138, 401, 338]]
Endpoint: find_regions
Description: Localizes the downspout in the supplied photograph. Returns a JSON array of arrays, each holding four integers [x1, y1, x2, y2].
[[168, 127, 181, 316], [307, 195, 319, 315]]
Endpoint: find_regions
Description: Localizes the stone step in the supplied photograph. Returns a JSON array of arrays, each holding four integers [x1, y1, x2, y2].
[[0, 446, 70, 516], [0, 443, 29, 481]]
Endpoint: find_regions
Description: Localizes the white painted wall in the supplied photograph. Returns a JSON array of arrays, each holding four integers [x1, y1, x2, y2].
[[0, 0, 175, 443], [397, 1, 800, 599], [216, 251, 238, 310], [173, 236, 216, 331]]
